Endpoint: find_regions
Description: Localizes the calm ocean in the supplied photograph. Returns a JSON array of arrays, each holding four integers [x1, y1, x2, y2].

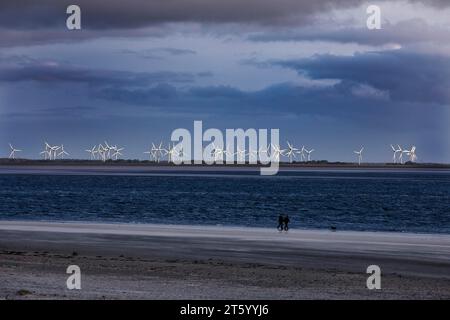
[[0, 170, 449, 234]]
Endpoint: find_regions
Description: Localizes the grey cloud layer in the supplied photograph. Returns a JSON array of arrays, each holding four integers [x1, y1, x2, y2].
[[119, 48, 197, 60], [3, 49, 448, 109], [0, 58, 201, 86], [1, 1, 448, 48], [272, 50, 450, 104], [2, 0, 448, 30], [249, 19, 450, 46], [0, 0, 364, 29]]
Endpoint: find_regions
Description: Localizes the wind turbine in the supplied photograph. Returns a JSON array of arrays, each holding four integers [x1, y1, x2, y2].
[[404, 146, 417, 162], [151, 142, 159, 161], [166, 143, 178, 163], [9, 143, 21, 159], [285, 141, 298, 163], [397, 145, 404, 164], [104, 141, 113, 160], [390, 144, 402, 163], [152, 141, 166, 163], [234, 146, 247, 163], [410, 146, 417, 162], [297, 146, 307, 162], [50, 145, 60, 160], [177, 146, 184, 160], [97, 143, 107, 162], [158, 141, 167, 162], [305, 148, 315, 161], [85, 145, 98, 160], [220, 144, 234, 162], [58, 145, 69, 159], [354, 147, 364, 165], [172, 144, 184, 162], [271, 144, 285, 162], [40, 148, 50, 160], [258, 145, 270, 163], [112, 146, 124, 160], [247, 147, 259, 163], [41, 142, 58, 160], [144, 144, 156, 161], [211, 143, 225, 162], [40, 142, 50, 160]]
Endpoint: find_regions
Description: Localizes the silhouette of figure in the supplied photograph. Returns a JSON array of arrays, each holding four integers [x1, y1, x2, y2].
[[277, 214, 284, 231], [283, 215, 290, 231]]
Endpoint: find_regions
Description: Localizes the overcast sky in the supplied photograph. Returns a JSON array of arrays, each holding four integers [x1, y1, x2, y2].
[[1, 0, 449, 162]]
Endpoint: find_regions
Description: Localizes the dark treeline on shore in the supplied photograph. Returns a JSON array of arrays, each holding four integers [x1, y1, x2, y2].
[[0, 158, 449, 169]]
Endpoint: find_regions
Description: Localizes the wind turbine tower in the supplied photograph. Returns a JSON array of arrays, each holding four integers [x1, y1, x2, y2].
[[9, 143, 22, 159], [354, 147, 364, 165]]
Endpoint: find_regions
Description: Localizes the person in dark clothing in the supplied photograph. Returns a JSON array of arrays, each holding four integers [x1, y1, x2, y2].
[[277, 214, 284, 231], [283, 215, 290, 231]]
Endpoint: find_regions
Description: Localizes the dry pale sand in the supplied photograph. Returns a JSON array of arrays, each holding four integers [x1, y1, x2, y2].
[[0, 220, 449, 300]]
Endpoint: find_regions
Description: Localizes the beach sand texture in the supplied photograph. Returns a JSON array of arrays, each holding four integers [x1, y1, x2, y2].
[[0, 221, 449, 299]]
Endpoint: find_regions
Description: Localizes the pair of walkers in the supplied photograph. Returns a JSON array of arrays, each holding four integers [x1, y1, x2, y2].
[[277, 214, 290, 231]]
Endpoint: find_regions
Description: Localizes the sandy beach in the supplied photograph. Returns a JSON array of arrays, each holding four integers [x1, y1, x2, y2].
[[0, 220, 449, 299]]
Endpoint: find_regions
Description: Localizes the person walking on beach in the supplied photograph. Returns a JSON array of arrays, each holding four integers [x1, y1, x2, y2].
[[277, 214, 284, 231], [283, 215, 290, 231]]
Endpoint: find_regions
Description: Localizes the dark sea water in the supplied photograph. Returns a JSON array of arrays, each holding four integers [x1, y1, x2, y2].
[[0, 170, 449, 234]]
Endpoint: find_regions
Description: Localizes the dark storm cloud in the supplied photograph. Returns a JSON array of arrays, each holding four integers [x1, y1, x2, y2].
[[188, 86, 245, 99], [6, 50, 446, 118], [3, 106, 96, 120], [97, 84, 179, 103], [119, 47, 196, 60], [0, 57, 200, 86], [270, 50, 450, 104], [88, 80, 447, 146], [158, 48, 197, 55], [1, 1, 448, 47], [249, 19, 450, 46], [0, 0, 364, 29], [2, 0, 448, 30], [0, 27, 167, 48], [93, 82, 365, 116]]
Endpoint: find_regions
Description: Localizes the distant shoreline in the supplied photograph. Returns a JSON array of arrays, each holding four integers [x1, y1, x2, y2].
[[0, 159, 449, 172]]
